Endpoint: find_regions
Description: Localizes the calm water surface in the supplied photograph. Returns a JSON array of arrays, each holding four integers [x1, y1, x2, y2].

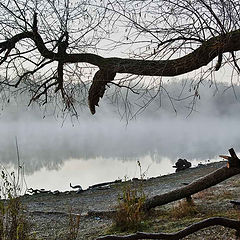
[[11, 155, 216, 192], [1, 89, 240, 192]]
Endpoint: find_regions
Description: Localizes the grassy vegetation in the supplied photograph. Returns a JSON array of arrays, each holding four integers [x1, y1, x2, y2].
[[0, 168, 36, 240], [106, 169, 240, 240], [111, 183, 147, 232], [109, 161, 151, 233], [107, 161, 239, 237], [169, 199, 198, 219], [0, 167, 83, 240], [143, 199, 240, 237]]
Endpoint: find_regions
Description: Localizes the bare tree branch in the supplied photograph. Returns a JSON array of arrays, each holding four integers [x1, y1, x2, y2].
[[96, 217, 240, 240], [0, 0, 240, 115]]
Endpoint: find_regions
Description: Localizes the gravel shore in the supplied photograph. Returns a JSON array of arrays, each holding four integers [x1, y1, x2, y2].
[[21, 161, 240, 239]]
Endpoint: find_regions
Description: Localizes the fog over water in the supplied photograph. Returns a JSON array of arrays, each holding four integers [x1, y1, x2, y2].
[[1, 81, 240, 190]]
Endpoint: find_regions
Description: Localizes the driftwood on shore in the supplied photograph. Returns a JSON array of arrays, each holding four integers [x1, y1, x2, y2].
[[143, 148, 240, 210], [97, 148, 240, 240], [96, 217, 240, 240], [89, 180, 122, 189]]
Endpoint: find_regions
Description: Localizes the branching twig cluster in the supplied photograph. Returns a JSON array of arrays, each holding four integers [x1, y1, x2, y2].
[[0, 0, 239, 116]]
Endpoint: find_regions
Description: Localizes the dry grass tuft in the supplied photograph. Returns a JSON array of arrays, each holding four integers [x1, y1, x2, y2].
[[194, 188, 216, 200], [216, 190, 233, 199], [170, 199, 198, 219], [112, 184, 146, 232]]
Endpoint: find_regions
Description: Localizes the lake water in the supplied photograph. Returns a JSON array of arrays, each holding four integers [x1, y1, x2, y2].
[[3, 153, 220, 192], [24, 156, 220, 191], [1, 85, 240, 192], [0, 113, 235, 192]]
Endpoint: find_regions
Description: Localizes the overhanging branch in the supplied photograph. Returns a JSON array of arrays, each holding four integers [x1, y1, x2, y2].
[[1, 30, 240, 77], [1, 23, 240, 113], [88, 69, 116, 114]]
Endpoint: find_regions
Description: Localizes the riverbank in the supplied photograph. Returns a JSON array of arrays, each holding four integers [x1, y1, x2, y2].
[[21, 161, 240, 239]]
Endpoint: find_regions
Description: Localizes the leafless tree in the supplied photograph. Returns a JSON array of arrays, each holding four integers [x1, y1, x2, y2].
[[1, 1, 240, 238], [0, 0, 240, 117]]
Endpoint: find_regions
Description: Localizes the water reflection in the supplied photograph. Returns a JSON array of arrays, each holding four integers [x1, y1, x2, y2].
[[25, 156, 174, 191], [23, 156, 219, 191], [0, 116, 239, 174]]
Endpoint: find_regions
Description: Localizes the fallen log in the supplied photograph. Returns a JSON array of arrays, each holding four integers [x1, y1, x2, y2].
[[143, 148, 240, 211], [96, 149, 240, 240], [96, 217, 240, 240]]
